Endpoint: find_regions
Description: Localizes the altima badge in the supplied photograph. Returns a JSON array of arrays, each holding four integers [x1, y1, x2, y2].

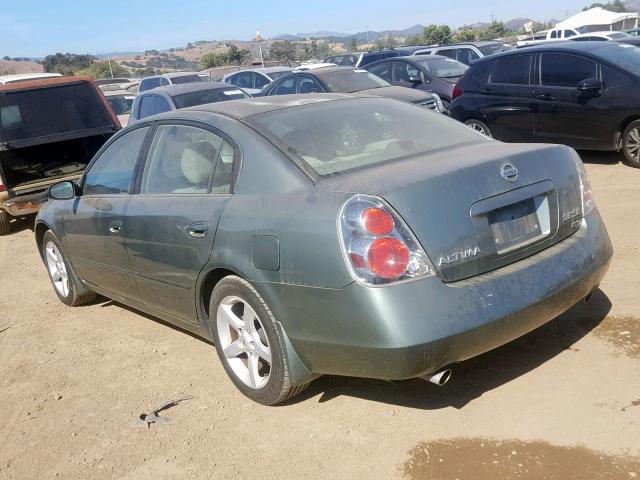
[[438, 246, 482, 267], [500, 163, 519, 182]]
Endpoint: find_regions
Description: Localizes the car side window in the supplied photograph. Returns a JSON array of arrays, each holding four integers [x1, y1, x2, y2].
[[296, 76, 323, 93], [254, 73, 270, 89], [550, 31, 558, 39], [211, 141, 235, 194], [140, 78, 160, 92], [274, 77, 296, 95], [368, 61, 391, 81], [159, 78, 170, 86], [564, 30, 576, 38], [154, 96, 171, 114], [457, 48, 480, 65], [141, 125, 227, 194], [139, 95, 155, 119], [393, 62, 421, 82], [490, 54, 531, 85], [83, 127, 149, 195], [541, 54, 597, 88], [438, 49, 458, 60], [233, 72, 253, 89]]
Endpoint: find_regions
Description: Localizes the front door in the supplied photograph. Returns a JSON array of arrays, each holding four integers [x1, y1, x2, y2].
[[123, 123, 237, 323], [63, 126, 151, 297], [533, 53, 608, 148]]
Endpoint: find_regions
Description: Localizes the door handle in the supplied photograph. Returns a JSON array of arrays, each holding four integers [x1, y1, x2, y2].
[[187, 222, 209, 239], [535, 93, 555, 101], [109, 220, 122, 234]]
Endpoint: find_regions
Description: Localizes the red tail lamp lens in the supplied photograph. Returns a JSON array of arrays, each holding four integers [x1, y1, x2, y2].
[[362, 207, 394, 235], [367, 237, 409, 279]]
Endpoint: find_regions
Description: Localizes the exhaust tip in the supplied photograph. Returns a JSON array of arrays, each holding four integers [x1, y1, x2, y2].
[[421, 369, 452, 386]]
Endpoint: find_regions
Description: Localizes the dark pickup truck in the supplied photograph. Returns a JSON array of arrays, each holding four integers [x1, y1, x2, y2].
[[0, 76, 120, 234]]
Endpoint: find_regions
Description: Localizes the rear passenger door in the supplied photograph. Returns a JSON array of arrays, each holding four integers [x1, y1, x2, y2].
[[481, 54, 534, 142], [123, 122, 238, 323], [533, 53, 608, 148]]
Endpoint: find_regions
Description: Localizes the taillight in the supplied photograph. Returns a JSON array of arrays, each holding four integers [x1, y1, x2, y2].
[[452, 84, 463, 100], [338, 195, 436, 286], [572, 152, 595, 216], [0, 179, 5, 193]]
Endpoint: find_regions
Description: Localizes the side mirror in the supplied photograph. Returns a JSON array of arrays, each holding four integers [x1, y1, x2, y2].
[[577, 78, 602, 95], [48, 181, 78, 200]]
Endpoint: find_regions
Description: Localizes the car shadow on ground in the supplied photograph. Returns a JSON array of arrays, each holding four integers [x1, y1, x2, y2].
[[5, 214, 35, 235], [287, 289, 612, 410], [578, 150, 620, 166]]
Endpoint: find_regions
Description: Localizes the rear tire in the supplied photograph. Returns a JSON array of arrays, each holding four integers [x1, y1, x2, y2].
[[0, 211, 10, 235], [464, 119, 493, 138], [210, 275, 309, 405], [622, 120, 640, 168], [41, 231, 96, 307]]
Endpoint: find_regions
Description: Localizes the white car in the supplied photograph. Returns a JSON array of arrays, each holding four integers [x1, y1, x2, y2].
[[570, 31, 634, 42], [222, 67, 294, 95], [138, 72, 212, 93], [103, 89, 135, 125]]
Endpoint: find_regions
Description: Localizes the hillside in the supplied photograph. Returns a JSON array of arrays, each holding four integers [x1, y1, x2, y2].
[[0, 59, 44, 75]]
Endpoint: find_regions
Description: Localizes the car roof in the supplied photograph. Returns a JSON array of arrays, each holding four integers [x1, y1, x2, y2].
[[179, 93, 358, 119], [140, 81, 235, 96], [393, 45, 435, 53], [391, 54, 453, 62], [495, 40, 632, 57], [103, 89, 134, 97], [0, 73, 62, 84]]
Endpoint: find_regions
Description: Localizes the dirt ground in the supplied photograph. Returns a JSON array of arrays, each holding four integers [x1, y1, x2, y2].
[[0, 152, 639, 480]]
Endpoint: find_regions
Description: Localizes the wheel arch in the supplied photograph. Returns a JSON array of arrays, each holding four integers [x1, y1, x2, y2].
[[198, 266, 243, 328], [34, 221, 52, 262], [617, 115, 640, 150]]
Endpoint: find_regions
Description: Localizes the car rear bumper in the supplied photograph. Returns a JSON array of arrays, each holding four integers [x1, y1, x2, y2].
[[260, 208, 612, 380]]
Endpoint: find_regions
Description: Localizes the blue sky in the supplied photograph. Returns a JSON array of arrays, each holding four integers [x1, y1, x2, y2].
[[2, 0, 590, 57]]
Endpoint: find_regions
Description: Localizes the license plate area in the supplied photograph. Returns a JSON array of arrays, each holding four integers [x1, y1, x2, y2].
[[488, 195, 551, 254]]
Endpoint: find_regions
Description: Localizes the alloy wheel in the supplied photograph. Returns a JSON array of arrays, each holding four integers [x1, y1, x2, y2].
[[45, 241, 69, 297], [465, 120, 491, 138], [626, 127, 640, 163], [216, 296, 272, 389]]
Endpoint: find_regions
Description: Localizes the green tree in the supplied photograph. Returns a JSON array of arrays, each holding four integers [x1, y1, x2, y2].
[[421, 25, 453, 45], [583, 1, 628, 12], [200, 45, 250, 69], [269, 41, 298, 62], [200, 52, 230, 68], [2, 56, 10, 61], [453, 29, 478, 43], [76, 61, 128, 79], [350, 37, 358, 51], [42, 53, 95, 76], [478, 21, 508, 41]]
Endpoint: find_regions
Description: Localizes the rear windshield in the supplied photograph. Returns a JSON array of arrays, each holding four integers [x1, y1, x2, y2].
[[171, 74, 211, 85], [417, 57, 468, 78], [478, 43, 512, 56], [172, 87, 249, 108], [246, 98, 483, 176], [315, 70, 389, 93], [601, 43, 640, 77], [0, 82, 113, 143]]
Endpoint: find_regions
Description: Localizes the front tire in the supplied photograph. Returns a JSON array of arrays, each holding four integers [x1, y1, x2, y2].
[[210, 276, 308, 405], [464, 118, 493, 138], [622, 120, 640, 168], [0, 211, 10, 235], [41, 231, 96, 307]]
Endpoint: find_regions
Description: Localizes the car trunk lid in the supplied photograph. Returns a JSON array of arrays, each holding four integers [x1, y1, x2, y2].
[[318, 142, 583, 282]]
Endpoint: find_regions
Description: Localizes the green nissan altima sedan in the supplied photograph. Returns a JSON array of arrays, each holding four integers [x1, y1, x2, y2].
[[35, 94, 612, 405]]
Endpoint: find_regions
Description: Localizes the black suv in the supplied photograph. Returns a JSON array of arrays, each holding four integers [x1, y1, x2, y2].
[[449, 41, 640, 167]]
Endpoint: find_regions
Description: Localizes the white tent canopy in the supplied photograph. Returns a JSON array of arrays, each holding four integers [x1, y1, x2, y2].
[[555, 7, 638, 32]]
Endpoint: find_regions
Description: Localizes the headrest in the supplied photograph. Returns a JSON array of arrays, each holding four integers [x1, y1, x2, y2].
[[181, 143, 214, 184]]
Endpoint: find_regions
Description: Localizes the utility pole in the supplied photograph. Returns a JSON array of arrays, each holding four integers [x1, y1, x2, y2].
[[256, 28, 264, 67], [107, 57, 114, 78]]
